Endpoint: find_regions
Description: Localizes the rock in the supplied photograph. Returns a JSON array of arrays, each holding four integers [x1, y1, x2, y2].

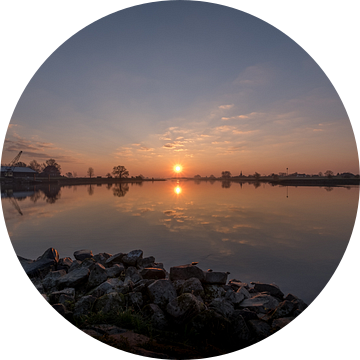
[[204, 271, 228, 285], [270, 300, 295, 319], [228, 279, 249, 291], [87, 263, 108, 289], [229, 313, 251, 341], [73, 295, 97, 320], [166, 293, 205, 324], [190, 309, 232, 344], [20, 256, 56, 278], [127, 292, 143, 309], [93, 292, 125, 315], [74, 249, 93, 261], [122, 250, 143, 267], [105, 264, 124, 278], [58, 293, 75, 307], [124, 266, 142, 285], [93, 253, 111, 265], [57, 267, 90, 289], [68, 260, 82, 272], [57, 257, 73, 272], [143, 304, 168, 330], [89, 278, 125, 298], [239, 293, 279, 313], [105, 253, 126, 267], [285, 294, 308, 312], [232, 309, 258, 321], [225, 289, 245, 305], [52, 303, 67, 316], [31, 278, 45, 293], [49, 288, 76, 304], [272, 317, 294, 331], [138, 256, 155, 269], [247, 320, 272, 339], [180, 277, 204, 297], [153, 263, 164, 270], [140, 267, 166, 280], [147, 279, 177, 308], [170, 264, 205, 282], [37, 248, 59, 263], [209, 298, 234, 318], [204, 284, 226, 300], [251, 282, 284, 299], [236, 286, 251, 299], [42, 269, 66, 292]]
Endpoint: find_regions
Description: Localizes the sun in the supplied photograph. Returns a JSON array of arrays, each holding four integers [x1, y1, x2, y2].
[[174, 165, 182, 173]]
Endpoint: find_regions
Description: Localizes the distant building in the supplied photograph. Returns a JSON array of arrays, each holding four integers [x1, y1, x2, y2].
[[1, 166, 37, 178]]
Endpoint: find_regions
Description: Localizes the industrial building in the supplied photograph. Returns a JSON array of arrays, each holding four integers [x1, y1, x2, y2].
[[0, 166, 38, 179]]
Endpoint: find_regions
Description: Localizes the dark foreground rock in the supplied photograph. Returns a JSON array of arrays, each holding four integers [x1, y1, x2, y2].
[[18, 247, 308, 359]]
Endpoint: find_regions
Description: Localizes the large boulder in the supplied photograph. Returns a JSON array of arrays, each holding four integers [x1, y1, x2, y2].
[[124, 266, 142, 285], [142, 304, 168, 330], [87, 263, 108, 289], [57, 267, 90, 289], [140, 267, 166, 280], [169, 264, 205, 282], [229, 313, 251, 341], [89, 278, 125, 298], [147, 279, 177, 307], [271, 317, 294, 331], [180, 277, 204, 297], [138, 256, 155, 269], [19, 252, 56, 278], [209, 298, 234, 318], [127, 292, 143, 309], [93, 292, 125, 315], [270, 300, 295, 319], [166, 293, 205, 324], [49, 288, 76, 304], [250, 282, 284, 299], [73, 295, 97, 320], [122, 250, 143, 267], [247, 320, 272, 340], [106, 264, 124, 278], [224, 289, 246, 306], [105, 253, 125, 267], [93, 253, 111, 266], [203, 284, 226, 301], [204, 271, 228, 285], [74, 249, 93, 261], [239, 293, 279, 313], [57, 257, 73, 272], [37, 248, 59, 263], [42, 269, 66, 292]]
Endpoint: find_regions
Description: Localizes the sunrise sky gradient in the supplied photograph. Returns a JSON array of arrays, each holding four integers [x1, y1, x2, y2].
[[2, 1, 358, 177]]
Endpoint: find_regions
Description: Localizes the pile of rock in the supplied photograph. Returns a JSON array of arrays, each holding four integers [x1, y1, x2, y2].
[[18, 247, 308, 353]]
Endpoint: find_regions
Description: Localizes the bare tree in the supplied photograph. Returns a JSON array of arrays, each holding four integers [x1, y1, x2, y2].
[[87, 167, 95, 178], [28, 160, 42, 172], [66, 172, 73, 178]]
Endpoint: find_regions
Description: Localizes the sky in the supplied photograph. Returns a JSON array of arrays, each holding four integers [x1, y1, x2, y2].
[[1, 1, 359, 178]]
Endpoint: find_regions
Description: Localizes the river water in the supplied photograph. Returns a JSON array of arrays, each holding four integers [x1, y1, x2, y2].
[[1, 180, 358, 304]]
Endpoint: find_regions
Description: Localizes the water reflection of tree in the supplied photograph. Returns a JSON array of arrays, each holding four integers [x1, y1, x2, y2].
[[29, 191, 42, 203], [106, 183, 113, 190], [113, 183, 129, 197], [324, 186, 334, 192], [221, 180, 231, 188], [88, 184, 94, 196], [41, 186, 61, 204], [252, 181, 261, 189]]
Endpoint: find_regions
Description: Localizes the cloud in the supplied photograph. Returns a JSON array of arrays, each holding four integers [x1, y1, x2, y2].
[[233, 64, 274, 87], [218, 104, 234, 110], [222, 115, 249, 121]]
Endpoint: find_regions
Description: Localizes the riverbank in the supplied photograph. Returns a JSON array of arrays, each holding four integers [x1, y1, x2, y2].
[[19, 247, 308, 359]]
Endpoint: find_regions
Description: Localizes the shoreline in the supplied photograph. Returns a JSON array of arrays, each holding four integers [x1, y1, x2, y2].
[[19, 247, 308, 359]]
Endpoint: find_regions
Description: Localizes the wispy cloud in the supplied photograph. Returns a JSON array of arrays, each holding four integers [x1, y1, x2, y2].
[[218, 104, 234, 110]]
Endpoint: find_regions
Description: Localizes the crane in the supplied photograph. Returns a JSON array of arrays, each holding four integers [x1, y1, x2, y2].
[[4, 151, 22, 178]]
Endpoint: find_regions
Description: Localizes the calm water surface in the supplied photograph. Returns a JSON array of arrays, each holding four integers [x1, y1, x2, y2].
[[2, 180, 358, 304]]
